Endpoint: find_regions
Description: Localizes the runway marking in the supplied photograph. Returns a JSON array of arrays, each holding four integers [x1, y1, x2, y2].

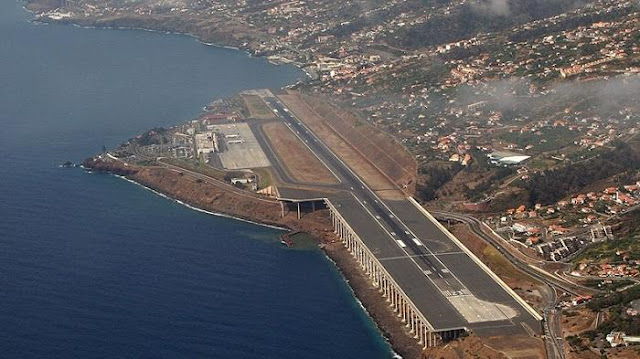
[[378, 252, 465, 261]]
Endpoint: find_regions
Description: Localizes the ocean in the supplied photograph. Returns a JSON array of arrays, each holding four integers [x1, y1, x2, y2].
[[0, 1, 393, 357]]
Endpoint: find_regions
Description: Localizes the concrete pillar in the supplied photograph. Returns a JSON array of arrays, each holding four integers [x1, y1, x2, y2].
[[390, 287, 395, 307], [383, 278, 388, 298], [402, 302, 408, 323], [297, 202, 301, 219], [424, 327, 428, 348]]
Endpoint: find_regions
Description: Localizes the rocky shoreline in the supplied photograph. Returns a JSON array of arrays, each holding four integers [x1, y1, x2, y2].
[[84, 157, 425, 358]]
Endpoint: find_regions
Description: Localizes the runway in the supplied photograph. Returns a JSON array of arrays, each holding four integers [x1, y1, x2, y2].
[[259, 94, 542, 335]]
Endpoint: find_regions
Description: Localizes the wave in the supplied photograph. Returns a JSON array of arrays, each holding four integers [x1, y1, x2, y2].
[[322, 253, 403, 358]]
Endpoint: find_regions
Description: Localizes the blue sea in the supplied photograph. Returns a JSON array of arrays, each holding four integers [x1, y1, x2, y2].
[[0, 1, 394, 357]]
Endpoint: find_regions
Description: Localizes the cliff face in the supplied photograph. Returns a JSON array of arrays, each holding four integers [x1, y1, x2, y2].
[[83, 158, 335, 237]]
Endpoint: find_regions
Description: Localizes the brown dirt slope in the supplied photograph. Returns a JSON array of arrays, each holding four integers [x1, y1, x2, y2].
[[422, 334, 545, 359], [291, 93, 416, 192], [262, 122, 339, 185], [278, 93, 406, 199], [84, 158, 330, 236]]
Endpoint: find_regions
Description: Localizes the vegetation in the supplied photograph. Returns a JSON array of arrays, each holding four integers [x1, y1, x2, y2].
[[389, 0, 594, 49], [582, 279, 636, 292], [135, 127, 168, 146], [416, 163, 461, 201], [587, 286, 640, 312], [573, 236, 640, 264], [242, 94, 275, 119], [524, 141, 640, 206], [463, 166, 515, 201]]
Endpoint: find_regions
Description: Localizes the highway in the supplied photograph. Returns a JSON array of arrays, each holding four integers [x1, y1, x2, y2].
[[428, 210, 604, 359], [429, 210, 597, 296]]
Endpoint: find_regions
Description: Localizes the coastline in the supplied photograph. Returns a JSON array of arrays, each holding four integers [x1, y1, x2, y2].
[[111, 173, 289, 232], [84, 158, 425, 358], [28, 3, 422, 353], [25, 5, 317, 79], [48, 19, 316, 79]]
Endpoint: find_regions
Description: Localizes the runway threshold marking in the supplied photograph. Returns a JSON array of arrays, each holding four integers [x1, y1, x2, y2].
[[378, 252, 464, 261]]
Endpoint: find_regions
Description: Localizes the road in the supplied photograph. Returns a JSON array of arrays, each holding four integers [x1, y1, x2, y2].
[[428, 210, 601, 359], [127, 144, 278, 203], [430, 210, 597, 296]]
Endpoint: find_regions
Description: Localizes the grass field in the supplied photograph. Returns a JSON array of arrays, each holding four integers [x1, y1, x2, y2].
[[242, 94, 276, 119], [162, 158, 226, 181], [262, 122, 339, 185], [253, 167, 275, 189]]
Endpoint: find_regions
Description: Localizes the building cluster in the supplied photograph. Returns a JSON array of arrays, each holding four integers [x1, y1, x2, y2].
[[574, 258, 640, 279], [606, 332, 640, 348], [39, 1, 639, 178], [439, 7, 639, 86], [493, 181, 640, 261]]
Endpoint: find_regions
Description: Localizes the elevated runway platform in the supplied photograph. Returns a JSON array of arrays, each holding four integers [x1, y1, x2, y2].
[[327, 194, 541, 337], [249, 90, 542, 346]]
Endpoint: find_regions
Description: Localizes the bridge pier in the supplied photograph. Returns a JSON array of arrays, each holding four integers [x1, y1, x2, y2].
[[326, 199, 455, 349]]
